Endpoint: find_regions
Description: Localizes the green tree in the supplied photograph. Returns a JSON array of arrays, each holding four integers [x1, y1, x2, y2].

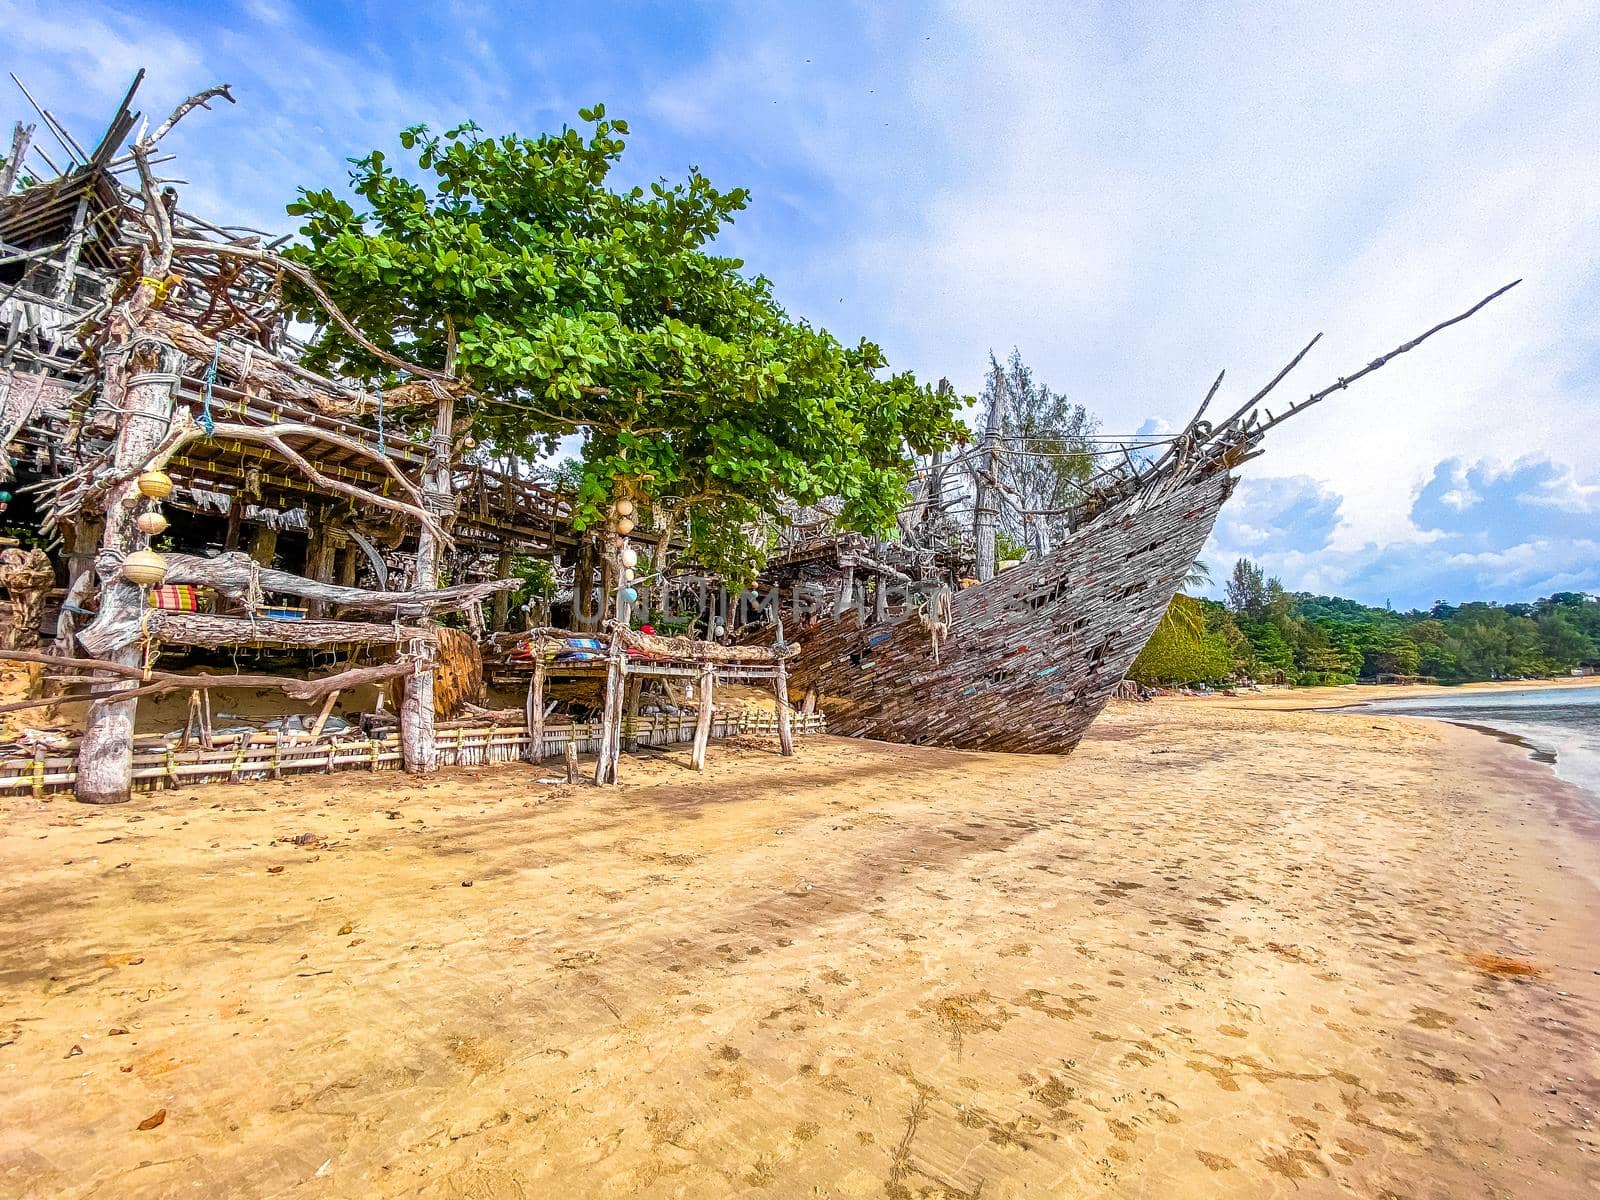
[[1226, 558, 1268, 618], [283, 108, 966, 579], [1128, 595, 1233, 685]]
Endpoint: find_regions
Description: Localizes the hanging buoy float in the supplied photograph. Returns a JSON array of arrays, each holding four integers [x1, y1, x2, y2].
[[615, 516, 635, 535], [620, 586, 639, 604], [0, 490, 12, 504], [136, 470, 174, 500], [614, 498, 635, 517], [620, 545, 638, 568], [121, 548, 169, 587], [136, 510, 169, 537]]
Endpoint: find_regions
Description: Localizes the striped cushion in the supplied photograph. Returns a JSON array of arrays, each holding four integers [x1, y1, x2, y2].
[[148, 584, 199, 611]]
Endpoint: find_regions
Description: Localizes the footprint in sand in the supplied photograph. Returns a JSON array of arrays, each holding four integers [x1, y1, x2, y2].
[[1409, 1006, 1456, 1030]]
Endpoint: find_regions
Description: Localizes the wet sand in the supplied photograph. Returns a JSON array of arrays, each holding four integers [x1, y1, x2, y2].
[[2, 698, 1598, 1197]]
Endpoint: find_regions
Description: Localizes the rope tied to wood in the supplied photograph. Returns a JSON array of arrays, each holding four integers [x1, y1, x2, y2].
[[198, 339, 220, 436], [244, 558, 264, 616], [136, 274, 185, 308]]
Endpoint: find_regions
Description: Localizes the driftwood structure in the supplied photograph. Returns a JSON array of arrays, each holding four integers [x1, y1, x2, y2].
[[502, 624, 798, 786], [0, 74, 812, 801]]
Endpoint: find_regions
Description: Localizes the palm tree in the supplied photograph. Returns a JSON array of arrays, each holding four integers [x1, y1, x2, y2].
[[1151, 559, 1212, 641]]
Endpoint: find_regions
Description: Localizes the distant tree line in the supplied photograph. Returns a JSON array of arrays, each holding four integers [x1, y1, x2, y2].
[[1130, 557, 1600, 687]]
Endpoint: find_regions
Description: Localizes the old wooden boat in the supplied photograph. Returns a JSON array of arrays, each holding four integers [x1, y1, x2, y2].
[[766, 284, 1518, 753]]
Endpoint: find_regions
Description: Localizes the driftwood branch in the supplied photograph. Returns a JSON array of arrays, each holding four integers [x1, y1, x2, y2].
[[42, 414, 449, 548], [1255, 280, 1522, 435], [144, 310, 370, 417], [159, 551, 517, 617], [168, 238, 453, 385], [0, 650, 417, 717], [1209, 332, 1324, 438], [77, 607, 436, 658], [148, 85, 236, 146], [1145, 369, 1230, 477]]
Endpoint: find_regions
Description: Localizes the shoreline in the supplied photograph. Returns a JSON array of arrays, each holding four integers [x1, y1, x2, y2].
[[2, 695, 1598, 1196]]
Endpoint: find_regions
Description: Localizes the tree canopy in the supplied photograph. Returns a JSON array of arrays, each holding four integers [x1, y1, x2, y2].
[[282, 106, 966, 577], [1134, 556, 1600, 686]]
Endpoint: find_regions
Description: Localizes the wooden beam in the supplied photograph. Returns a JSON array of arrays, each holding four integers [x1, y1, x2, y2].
[[156, 551, 516, 619], [78, 608, 434, 655]]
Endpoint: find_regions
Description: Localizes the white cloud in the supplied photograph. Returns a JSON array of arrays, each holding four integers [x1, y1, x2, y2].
[[7, 0, 1593, 606], [828, 1, 1600, 585]]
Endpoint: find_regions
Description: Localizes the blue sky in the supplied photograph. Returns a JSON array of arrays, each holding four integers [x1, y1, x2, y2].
[[5, 0, 1597, 610]]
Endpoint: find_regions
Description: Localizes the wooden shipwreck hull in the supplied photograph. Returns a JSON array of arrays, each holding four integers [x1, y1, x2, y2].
[[781, 277, 1519, 754], [787, 466, 1234, 754]]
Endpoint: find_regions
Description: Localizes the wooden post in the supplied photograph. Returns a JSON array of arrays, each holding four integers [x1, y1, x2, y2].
[[564, 740, 579, 784], [622, 673, 641, 752], [492, 548, 513, 631], [527, 645, 545, 764], [75, 347, 181, 804], [180, 689, 200, 749], [337, 539, 359, 588], [774, 657, 794, 757], [222, 496, 243, 551], [1, 123, 35, 197], [248, 524, 277, 570], [401, 372, 454, 774], [52, 190, 92, 307], [594, 630, 626, 785], [691, 662, 714, 771], [302, 511, 338, 619]]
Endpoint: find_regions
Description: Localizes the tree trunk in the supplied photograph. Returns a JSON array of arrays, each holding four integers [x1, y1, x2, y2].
[[572, 535, 599, 632], [974, 374, 1006, 582], [76, 346, 180, 804]]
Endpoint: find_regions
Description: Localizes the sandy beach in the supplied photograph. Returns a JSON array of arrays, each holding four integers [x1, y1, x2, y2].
[[2, 695, 1598, 1198]]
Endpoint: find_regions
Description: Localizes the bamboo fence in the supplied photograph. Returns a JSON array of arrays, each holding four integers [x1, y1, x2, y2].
[[0, 709, 825, 797]]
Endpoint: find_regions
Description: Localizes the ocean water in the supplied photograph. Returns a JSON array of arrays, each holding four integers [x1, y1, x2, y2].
[[1364, 684, 1600, 800]]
